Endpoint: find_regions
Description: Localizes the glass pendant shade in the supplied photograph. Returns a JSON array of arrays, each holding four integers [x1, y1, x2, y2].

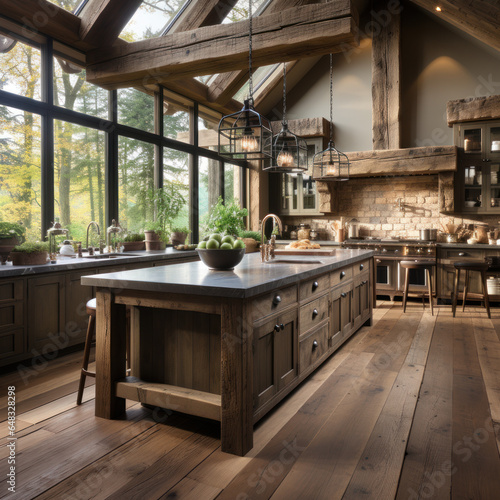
[[265, 122, 308, 172], [218, 99, 273, 161], [313, 141, 350, 180]]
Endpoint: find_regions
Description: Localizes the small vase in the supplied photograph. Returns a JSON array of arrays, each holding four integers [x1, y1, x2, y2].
[[242, 238, 259, 253], [0, 236, 19, 264], [170, 232, 187, 246]]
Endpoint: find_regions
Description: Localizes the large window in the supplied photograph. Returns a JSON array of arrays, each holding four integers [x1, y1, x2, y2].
[[0, 33, 245, 242], [54, 120, 105, 241], [0, 106, 41, 240]]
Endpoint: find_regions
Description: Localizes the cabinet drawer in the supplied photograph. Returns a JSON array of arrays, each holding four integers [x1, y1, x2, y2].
[[0, 280, 23, 304], [439, 249, 484, 259], [299, 323, 328, 374], [353, 259, 370, 276], [0, 302, 23, 332], [299, 273, 330, 302], [299, 294, 329, 335], [252, 285, 297, 321], [0, 328, 24, 360], [331, 266, 352, 287]]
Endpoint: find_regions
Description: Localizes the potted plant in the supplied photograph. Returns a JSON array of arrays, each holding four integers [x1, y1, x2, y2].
[[122, 232, 145, 252], [170, 226, 190, 246], [10, 241, 49, 266], [204, 196, 248, 237], [0, 222, 26, 264], [145, 185, 186, 251], [238, 230, 262, 253]]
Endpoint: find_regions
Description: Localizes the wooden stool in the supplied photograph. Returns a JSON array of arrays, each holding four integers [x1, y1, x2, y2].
[[400, 260, 436, 315], [77, 298, 97, 405], [452, 261, 490, 318], [76, 298, 131, 405]]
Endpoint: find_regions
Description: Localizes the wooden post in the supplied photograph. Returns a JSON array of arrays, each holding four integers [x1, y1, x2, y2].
[[95, 288, 127, 419], [371, 0, 401, 150], [220, 300, 253, 456]]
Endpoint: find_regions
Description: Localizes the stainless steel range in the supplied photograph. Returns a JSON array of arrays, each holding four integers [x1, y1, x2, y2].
[[343, 238, 437, 300]]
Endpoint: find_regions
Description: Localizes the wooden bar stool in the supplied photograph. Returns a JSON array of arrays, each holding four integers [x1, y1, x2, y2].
[[77, 298, 131, 405], [77, 298, 97, 405], [400, 260, 436, 315], [452, 261, 490, 318]]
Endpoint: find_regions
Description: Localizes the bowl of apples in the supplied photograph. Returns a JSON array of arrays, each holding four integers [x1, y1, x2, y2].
[[196, 234, 246, 270]]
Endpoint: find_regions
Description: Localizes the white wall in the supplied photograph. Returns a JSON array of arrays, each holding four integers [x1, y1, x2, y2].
[[285, 39, 373, 152]]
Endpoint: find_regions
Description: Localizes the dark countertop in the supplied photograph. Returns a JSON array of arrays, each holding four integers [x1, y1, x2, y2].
[[81, 249, 375, 299], [0, 248, 198, 278]]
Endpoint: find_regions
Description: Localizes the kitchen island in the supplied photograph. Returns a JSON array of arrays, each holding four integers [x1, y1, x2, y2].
[[82, 249, 374, 455]]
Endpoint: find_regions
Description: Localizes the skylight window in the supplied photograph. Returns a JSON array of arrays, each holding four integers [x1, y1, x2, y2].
[[119, 0, 191, 42], [222, 0, 270, 24], [46, 0, 89, 14]]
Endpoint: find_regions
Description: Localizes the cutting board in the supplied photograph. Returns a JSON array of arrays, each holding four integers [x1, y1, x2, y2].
[[275, 248, 336, 256]]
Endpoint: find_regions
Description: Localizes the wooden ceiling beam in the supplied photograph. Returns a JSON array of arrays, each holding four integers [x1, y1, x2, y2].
[[447, 94, 500, 125], [371, 0, 401, 150], [169, 0, 240, 33], [79, 0, 142, 47], [207, 0, 324, 106], [0, 0, 89, 49], [410, 0, 500, 52], [86, 2, 358, 88]]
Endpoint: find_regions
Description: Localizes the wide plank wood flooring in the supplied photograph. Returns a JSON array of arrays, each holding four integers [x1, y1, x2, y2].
[[1, 300, 500, 499]]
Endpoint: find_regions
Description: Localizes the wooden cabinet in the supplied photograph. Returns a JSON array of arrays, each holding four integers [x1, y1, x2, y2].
[[455, 121, 500, 213], [253, 308, 298, 410], [353, 273, 371, 328], [330, 283, 353, 349], [27, 274, 65, 352], [0, 279, 25, 361], [299, 322, 328, 374]]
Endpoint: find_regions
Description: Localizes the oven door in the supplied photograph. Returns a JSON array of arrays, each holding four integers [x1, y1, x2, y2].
[[398, 260, 436, 292], [375, 258, 399, 292]]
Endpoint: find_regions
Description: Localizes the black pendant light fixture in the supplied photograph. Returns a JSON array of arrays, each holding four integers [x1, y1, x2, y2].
[[313, 54, 350, 181], [265, 64, 308, 173], [218, 0, 273, 161]]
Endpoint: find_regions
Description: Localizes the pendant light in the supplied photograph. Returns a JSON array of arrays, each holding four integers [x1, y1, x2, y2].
[[313, 54, 350, 181], [265, 64, 308, 173], [218, 0, 273, 161]]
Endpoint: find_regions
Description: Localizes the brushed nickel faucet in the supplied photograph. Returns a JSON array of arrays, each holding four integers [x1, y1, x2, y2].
[[261, 214, 283, 262], [86, 221, 101, 255]]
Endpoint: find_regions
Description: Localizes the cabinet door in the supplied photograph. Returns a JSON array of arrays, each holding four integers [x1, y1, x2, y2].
[[253, 309, 298, 410], [353, 274, 370, 327], [27, 274, 65, 352], [65, 270, 96, 346], [330, 283, 353, 349]]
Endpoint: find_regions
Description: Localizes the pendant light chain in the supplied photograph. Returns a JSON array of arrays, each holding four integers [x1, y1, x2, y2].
[[248, 0, 253, 100], [329, 53, 334, 144], [282, 64, 287, 126]]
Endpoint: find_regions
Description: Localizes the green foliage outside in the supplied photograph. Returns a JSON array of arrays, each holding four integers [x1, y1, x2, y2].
[[203, 196, 248, 237], [0, 222, 25, 240]]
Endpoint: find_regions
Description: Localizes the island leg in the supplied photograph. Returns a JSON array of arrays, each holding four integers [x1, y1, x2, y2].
[[95, 288, 127, 419], [221, 301, 253, 456]]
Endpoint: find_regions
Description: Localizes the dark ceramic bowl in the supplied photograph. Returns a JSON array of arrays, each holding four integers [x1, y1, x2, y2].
[[196, 248, 245, 270]]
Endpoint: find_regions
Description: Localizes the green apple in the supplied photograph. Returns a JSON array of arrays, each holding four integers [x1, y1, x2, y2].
[[220, 242, 233, 250], [233, 239, 245, 249], [197, 241, 207, 249], [206, 238, 220, 249], [221, 235, 235, 245], [209, 233, 222, 243]]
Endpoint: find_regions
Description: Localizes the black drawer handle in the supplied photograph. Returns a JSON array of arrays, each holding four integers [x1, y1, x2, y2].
[[274, 324, 280, 332], [312, 308, 319, 318], [280, 323, 284, 330], [273, 295, 282, 305], [341, 292, 347, 298], [360, 264, 364, 270], [312, 340, 318, 350], [312, 281, 319, 291], [340, 271, 346, 279], [362, 280, 368, 285]]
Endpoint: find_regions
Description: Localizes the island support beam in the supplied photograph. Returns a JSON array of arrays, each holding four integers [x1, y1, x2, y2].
[[221, 300, 254, 456], [95, 288, 127, 419]]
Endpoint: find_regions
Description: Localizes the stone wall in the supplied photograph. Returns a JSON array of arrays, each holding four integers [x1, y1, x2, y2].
[[283, 175, 500, 240]]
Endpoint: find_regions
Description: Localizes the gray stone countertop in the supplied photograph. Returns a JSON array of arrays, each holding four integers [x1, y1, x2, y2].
[[0, 248, 197, 278], [81, 249, 375, 299]]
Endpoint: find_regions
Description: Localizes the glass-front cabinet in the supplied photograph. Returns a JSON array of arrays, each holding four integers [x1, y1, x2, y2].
[[456, 121, 500, 213]]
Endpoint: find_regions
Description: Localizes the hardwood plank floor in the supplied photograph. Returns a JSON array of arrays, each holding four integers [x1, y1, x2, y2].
[[1, 301, 500, 499]]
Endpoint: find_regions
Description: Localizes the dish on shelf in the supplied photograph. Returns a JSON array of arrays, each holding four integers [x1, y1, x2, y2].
[[465, 200, 477, 207]]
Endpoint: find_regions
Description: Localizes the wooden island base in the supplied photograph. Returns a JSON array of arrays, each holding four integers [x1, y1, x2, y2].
[[89, 252, 373, 455]]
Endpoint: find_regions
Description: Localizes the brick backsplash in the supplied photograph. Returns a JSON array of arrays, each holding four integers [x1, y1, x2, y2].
[[283, 175, 500, 240]]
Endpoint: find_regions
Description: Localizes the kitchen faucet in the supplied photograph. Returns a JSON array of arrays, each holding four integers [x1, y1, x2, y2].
[[86, 221, 101, 254], [261, 214, 283, 262]]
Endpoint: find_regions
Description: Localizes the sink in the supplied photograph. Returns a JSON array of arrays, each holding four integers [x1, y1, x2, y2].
[[83, 253, 141, 259], [264, 259, 324, 265]]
